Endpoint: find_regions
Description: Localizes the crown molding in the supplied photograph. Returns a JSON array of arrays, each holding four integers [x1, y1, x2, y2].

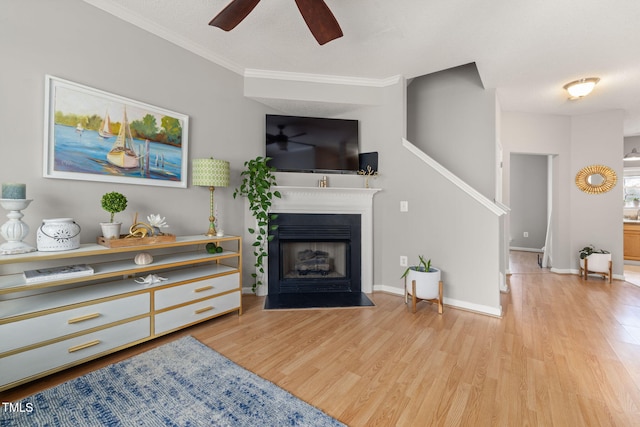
[[244, 69, 402, 88], [83, 0, 244, 75], [83, 1, 403, 88]]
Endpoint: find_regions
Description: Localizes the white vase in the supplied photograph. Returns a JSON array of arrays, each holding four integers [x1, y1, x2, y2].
[[100, 222, 122, 239], [406, 267, 441, 300]]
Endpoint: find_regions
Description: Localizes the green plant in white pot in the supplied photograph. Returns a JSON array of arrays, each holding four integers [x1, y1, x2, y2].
[[401, 255, 443, 314], [100, 191, 128, 239], [578, 245, 612, 282]]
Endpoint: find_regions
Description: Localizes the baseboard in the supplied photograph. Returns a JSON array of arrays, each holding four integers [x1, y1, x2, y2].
[[509, 246, 543, 253], [373, 284, 403, 295], [373, 284, 502, 317], [550, 268, 625, 282], [550, 267, 575, 275], [444, 298, 503, 318]]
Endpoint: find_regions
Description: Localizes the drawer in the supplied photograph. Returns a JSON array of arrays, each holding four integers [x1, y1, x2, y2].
[[154, 291, 240, 335], [0, 293, 149, 354], [0, 317, 150, 389], [154, 273, 239, 310]]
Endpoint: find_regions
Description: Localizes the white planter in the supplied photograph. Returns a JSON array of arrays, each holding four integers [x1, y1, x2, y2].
[[579, 252, 612, 282], [404, 266, 443, 314], [579, 253, 611, 273], [405, 267, 441, 300], [100, 222, 122, 239]]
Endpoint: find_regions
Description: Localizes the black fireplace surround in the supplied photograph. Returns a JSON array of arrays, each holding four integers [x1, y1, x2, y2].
[[265, 213, 372, 309], [268, 213, 361, 294]]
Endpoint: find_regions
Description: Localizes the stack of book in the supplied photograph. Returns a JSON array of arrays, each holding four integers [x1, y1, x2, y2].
[[23, 264, 94, 284]]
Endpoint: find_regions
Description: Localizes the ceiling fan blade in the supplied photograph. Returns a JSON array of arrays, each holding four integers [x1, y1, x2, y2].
[[294, 0, 343, 45], [289, 140, 314, 147], [209, 0, 260, 31]]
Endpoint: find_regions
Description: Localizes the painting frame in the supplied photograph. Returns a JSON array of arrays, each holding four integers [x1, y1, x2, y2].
[[43, 75, 189, 188]]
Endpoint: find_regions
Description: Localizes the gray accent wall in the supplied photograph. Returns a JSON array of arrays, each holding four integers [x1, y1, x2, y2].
[[3, 0, 406, 302], [509, 154, 548, 250], [2, 0, 270, 269], [502, 111, 624, 275], [407, 63, 497, 200]]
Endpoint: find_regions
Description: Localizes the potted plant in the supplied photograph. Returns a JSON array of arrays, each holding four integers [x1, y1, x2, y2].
[[578, 245, 612, 282], [233, 156, 281, 293], [401, 255, 443, 314], [100, 191, 128, 239]]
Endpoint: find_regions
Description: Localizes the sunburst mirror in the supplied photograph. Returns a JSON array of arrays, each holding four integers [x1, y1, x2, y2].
[[575, 165, 617, 194]]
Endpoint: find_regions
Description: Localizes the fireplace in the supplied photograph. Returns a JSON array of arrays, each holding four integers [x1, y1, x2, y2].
[[248, 185, 380, 305], [268, 213, 361, 295]]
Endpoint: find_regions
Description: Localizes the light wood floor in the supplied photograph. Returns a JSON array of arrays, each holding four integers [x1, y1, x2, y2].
[[3, 251, 640, 426]]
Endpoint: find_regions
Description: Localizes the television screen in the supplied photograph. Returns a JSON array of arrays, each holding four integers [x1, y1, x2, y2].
[[266, 115, 359, 173]]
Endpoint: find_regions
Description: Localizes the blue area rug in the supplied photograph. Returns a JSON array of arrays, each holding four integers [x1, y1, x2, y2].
[[1, 336, 344, 427]]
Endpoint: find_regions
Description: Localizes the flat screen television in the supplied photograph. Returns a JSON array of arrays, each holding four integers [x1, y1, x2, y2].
[[266, 114, 359, 173]]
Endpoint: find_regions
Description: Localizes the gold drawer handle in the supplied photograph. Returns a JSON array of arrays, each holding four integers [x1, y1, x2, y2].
[[68, 339, 101, 353], [194, 285, 213, 293], [195, 306, 214, 315], [68, 312, 101, 324]]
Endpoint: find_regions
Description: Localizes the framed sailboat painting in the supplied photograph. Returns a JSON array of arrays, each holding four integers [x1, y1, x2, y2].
[[43, 75, 189, 188]]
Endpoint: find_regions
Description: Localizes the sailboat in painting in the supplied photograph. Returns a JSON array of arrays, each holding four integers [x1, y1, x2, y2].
[[107, 107, 138, 169], [98, 109, 115, 138]]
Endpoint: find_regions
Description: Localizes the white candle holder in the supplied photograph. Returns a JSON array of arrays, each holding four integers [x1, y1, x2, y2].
[[0, 199, 36, 255]]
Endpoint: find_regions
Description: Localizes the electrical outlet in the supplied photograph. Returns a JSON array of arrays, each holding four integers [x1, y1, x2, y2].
[[523, 232, 529, 238], [400, 256, 408, 267]]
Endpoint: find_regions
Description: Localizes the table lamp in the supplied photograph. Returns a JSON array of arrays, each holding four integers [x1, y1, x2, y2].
[[192, 158, 230, 236]]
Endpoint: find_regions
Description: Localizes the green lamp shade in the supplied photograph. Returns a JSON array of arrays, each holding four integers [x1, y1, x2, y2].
[[192, 158, 230, 187]]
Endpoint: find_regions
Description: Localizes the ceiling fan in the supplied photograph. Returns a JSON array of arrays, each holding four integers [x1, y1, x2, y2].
[[209, 0, 343, 45], [267, 125, 312, 151]]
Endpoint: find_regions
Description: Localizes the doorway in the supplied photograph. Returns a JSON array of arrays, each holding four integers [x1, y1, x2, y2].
[[509, 153, 551, 270]]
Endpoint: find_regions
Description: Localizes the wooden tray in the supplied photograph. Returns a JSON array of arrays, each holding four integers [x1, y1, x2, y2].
[[97, 234, 176, 248]]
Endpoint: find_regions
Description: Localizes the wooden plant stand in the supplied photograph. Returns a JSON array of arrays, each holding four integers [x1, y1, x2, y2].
[[410, 279, 444, 314]]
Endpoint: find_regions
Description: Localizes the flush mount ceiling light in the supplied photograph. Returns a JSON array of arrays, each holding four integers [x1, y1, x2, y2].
[[563, 77, 600, 100], [624, 148, 640, 161]]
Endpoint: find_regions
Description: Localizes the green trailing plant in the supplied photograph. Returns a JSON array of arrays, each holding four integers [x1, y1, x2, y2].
[[233, 156, 281, 292], [401, 255, 433, 278], [101, 191, 128, 223], [578, 245, 609, 259]]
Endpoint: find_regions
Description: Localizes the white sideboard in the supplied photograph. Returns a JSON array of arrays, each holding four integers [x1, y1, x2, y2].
[[0, 235, 242, 391]]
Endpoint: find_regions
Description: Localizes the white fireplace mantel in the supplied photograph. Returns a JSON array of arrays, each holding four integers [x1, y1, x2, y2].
[[269, 186, 381, 294]]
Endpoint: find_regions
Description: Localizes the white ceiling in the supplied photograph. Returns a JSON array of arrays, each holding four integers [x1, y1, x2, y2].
[[85, 0, 640, 135]]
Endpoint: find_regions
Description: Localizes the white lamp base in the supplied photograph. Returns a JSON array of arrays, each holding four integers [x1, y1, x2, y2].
[[0, 241, 36, 255]]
